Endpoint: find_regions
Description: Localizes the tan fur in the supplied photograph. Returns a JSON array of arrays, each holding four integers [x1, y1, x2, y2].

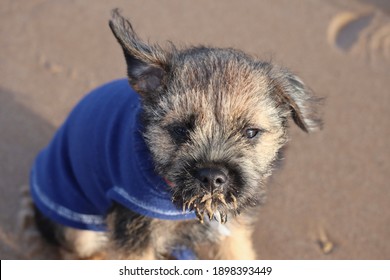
[[60, 228, 108, 259], [195, 216, 256, 260], [216, 219, 256, 260]]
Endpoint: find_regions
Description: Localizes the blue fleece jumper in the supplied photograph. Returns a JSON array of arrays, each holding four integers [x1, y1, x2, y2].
[[30, 79, 197, 258]]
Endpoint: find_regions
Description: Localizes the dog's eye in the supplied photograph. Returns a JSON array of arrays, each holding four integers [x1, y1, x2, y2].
[[168, 125, 192, 144], [244, 128, 262, 139], [172, 126, 189, 139], [167, 115, 196, 144]]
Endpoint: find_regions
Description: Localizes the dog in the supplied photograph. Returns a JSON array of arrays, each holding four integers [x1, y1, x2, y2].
[[27, 9, 321, 260]]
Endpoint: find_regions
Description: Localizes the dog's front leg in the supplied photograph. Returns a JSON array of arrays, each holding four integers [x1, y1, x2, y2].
[[215, 217, 256, 260], [106, 204, 157, 260], [106, 242, 156, 260]]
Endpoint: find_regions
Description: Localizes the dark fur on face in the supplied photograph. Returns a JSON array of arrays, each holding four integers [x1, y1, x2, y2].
[[109, 9, 322, 225]]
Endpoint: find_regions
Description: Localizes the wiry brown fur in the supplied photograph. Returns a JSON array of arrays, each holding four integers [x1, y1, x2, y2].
[[31, 9, 321, 259]]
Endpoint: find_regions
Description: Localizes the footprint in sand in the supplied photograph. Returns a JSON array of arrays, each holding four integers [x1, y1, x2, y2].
[[328, 10, 390, 60]]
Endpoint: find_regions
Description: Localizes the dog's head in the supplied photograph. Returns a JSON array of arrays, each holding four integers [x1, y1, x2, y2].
[[109, 10, 322, 223]]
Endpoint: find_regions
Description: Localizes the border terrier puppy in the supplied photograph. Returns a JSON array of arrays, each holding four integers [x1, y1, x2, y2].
[[29, 10, 321, 259]]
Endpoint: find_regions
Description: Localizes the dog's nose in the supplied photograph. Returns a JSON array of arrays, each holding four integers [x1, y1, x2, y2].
[[195, 167, 228, 191]]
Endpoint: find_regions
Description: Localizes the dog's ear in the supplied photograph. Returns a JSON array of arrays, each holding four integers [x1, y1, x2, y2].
[[109, 9, 171, 98], [268, 65, 323, 132]]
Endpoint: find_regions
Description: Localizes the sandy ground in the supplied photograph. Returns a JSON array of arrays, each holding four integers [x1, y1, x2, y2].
[[0, 0, 389, 259]]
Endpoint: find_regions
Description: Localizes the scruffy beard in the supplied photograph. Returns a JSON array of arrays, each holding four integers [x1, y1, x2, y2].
[[177, 190, 238, 224], [167, 165, 266, 224]]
